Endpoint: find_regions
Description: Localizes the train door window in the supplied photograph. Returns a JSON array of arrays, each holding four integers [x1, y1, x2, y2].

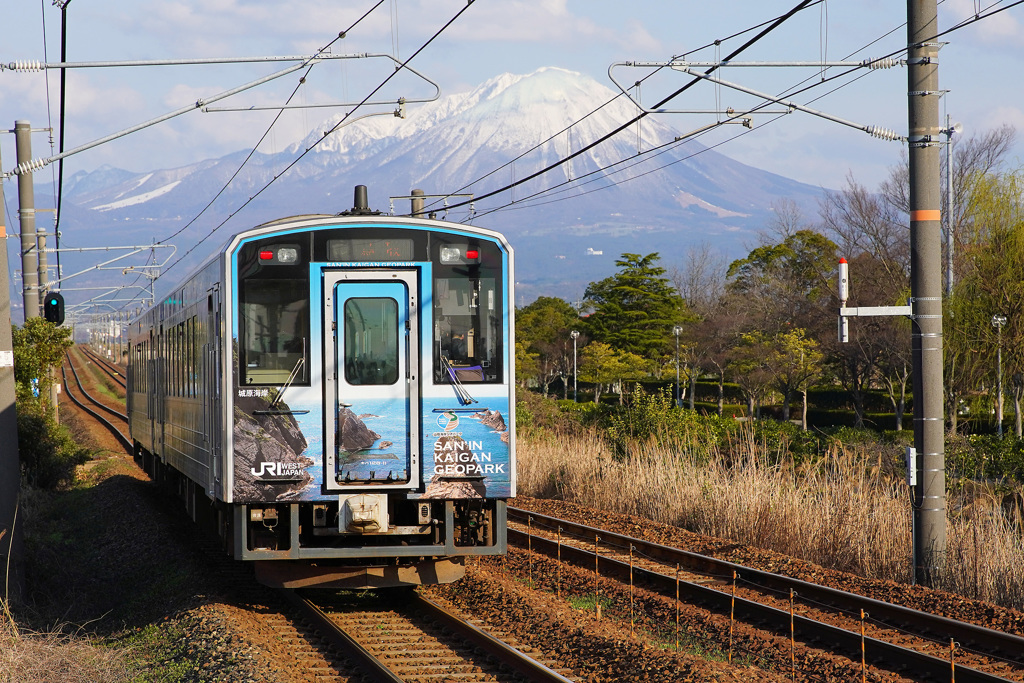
[[344, 298, 399, 385], [239, 279, 309, 385], [191, 315, 199, 397], [178, 323, 185, 397], [187, 317, 193, 397]]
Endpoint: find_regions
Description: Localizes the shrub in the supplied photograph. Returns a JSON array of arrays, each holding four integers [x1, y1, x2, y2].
[[17, 401, 93, 490], [946, 433, 1024, 482], [605, 386, 732, 458]]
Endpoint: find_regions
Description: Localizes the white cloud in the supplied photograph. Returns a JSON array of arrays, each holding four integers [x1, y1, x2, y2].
[[159, 81, 312, 156], [979, 105, 1024, 134], [121, 0, 394, 55], [944, 0, 1024, 45]]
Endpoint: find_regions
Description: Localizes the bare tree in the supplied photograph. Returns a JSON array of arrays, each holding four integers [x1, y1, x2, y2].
[[670, 242, 728, 317], [764, 197, 810, 242], [820, 172, 909, 297], [669, 242, 730, 407]]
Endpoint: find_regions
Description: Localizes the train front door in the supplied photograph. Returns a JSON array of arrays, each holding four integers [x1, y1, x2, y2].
[[322, 270, 420, 493]]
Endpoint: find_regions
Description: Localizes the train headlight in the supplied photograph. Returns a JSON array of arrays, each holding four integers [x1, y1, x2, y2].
[[256, 245, 300, 264], [439, 245, 480, 264], [440, 246, 462, 263]]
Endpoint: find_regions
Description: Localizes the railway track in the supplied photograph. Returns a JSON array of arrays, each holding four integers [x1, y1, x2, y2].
[[59, 346, 583, 682], [507, 507, 1024, 683], [68, 339, 1022, 681], [79, 345, 126, 389], [283, 588, 578, 682], [62, 347, 131, 453]]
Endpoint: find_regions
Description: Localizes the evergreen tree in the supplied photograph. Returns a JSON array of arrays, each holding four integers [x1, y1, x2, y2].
[[583, 253, 688, 360]]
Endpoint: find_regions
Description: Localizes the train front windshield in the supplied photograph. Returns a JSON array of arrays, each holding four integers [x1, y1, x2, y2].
[[236, 228, 505, 387], [430, 238, 504, 384], [238, 241, 311, 386]]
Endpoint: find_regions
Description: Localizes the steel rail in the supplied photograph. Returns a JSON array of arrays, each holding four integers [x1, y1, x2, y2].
[[278, 589, 403, 682], [80, 346, 127, 389], [508, 507, 1021, 683], [282, 589, 575, 682], [65, 350, 128, 423], [61, 355, 131, 452], [411, 592, 575, 683]]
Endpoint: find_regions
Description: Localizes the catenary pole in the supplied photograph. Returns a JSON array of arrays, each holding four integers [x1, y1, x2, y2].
[[0, 141, 24, 605], [15, 121, 38, 319], [907, 0, 946, 587]]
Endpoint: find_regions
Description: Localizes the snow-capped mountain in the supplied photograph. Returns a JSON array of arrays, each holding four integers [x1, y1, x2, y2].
[[42, 67, 827, 303]]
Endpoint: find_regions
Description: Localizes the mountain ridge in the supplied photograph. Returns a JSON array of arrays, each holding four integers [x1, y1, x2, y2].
[[12, 67, 829, 309]]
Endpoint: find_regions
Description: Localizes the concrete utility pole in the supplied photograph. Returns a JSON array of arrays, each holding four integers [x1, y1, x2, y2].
[[907, 0, 946, 587], [15, 121, 38, 319], [0, 142, 24, 605], [14, 122, 59, 420]]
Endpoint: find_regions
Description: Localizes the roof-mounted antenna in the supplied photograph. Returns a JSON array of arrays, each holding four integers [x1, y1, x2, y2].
[[339, 184, 381, 216]]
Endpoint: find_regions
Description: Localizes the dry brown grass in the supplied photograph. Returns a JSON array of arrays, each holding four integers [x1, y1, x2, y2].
[[0, 608, 135, 683], [517, 428, 1024, 610], [4, 514, 135, 683], [945, 494, 1024, 607]]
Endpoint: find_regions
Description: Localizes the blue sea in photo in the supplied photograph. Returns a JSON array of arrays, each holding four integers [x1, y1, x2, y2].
[[282, 397, 511, 500]]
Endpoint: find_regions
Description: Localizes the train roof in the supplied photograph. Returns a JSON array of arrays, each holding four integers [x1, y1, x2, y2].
[[129, 212, 513, 328]]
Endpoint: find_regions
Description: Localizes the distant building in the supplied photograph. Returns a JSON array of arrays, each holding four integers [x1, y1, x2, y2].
[[586, 247, 603, 256]]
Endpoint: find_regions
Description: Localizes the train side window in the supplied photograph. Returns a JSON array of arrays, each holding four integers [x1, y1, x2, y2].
[[239, 279, 309, 385], [343, 298, 399, 386]]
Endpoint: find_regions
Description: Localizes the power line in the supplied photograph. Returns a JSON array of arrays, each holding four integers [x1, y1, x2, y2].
[[153, 0, 476, 286], [420, 0, 822, 216], [422, 1, 828, 214], [114, 1, 388, 303], [421, 0, 820, 217], [453, 0, 1024, 221]]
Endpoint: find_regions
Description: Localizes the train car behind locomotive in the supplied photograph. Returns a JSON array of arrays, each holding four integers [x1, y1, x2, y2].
[[126, 187, 514, 588]]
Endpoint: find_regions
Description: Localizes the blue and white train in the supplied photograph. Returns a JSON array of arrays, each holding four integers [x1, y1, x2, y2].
[[126, 187, 514, 588]]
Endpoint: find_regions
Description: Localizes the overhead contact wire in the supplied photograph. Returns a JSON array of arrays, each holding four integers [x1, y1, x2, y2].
[[115, 2, 387, 306], [423, 0, 825, 214], [469, 0, 1022, 219], [156, 0, 475, 283], [431, 0, 820, 215]]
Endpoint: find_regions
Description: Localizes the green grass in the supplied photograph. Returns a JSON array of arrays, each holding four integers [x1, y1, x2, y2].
[[118, 623, 195, 683], [565, 591, 613, 614]]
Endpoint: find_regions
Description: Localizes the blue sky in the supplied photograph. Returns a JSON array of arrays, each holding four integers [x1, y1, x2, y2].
[[2, 0, 1022, 196]]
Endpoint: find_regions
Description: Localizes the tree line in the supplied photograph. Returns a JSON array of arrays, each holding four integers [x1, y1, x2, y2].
[[516, 125, 1023, 435]]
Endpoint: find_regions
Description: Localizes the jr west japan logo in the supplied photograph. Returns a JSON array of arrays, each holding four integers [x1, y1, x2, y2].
[[251, 461, 305, 479]]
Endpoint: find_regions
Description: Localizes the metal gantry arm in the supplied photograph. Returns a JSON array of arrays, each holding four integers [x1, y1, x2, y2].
[[3, 62, 312, 178], [3, 52, 441, 177], [671, 66, 903, 141], [40, 243, 176, 289], [202, 54, 440, 113], [836, 258, 913, 343], [607, 60, 904, 141], [4, 52, 390, 71]]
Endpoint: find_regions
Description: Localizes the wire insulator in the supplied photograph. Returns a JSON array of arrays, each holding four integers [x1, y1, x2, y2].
[[866, 126, 900, 141], [861, 57, 901, 70], [14, 158, 48, 175], [7, 60, 43, 72]]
